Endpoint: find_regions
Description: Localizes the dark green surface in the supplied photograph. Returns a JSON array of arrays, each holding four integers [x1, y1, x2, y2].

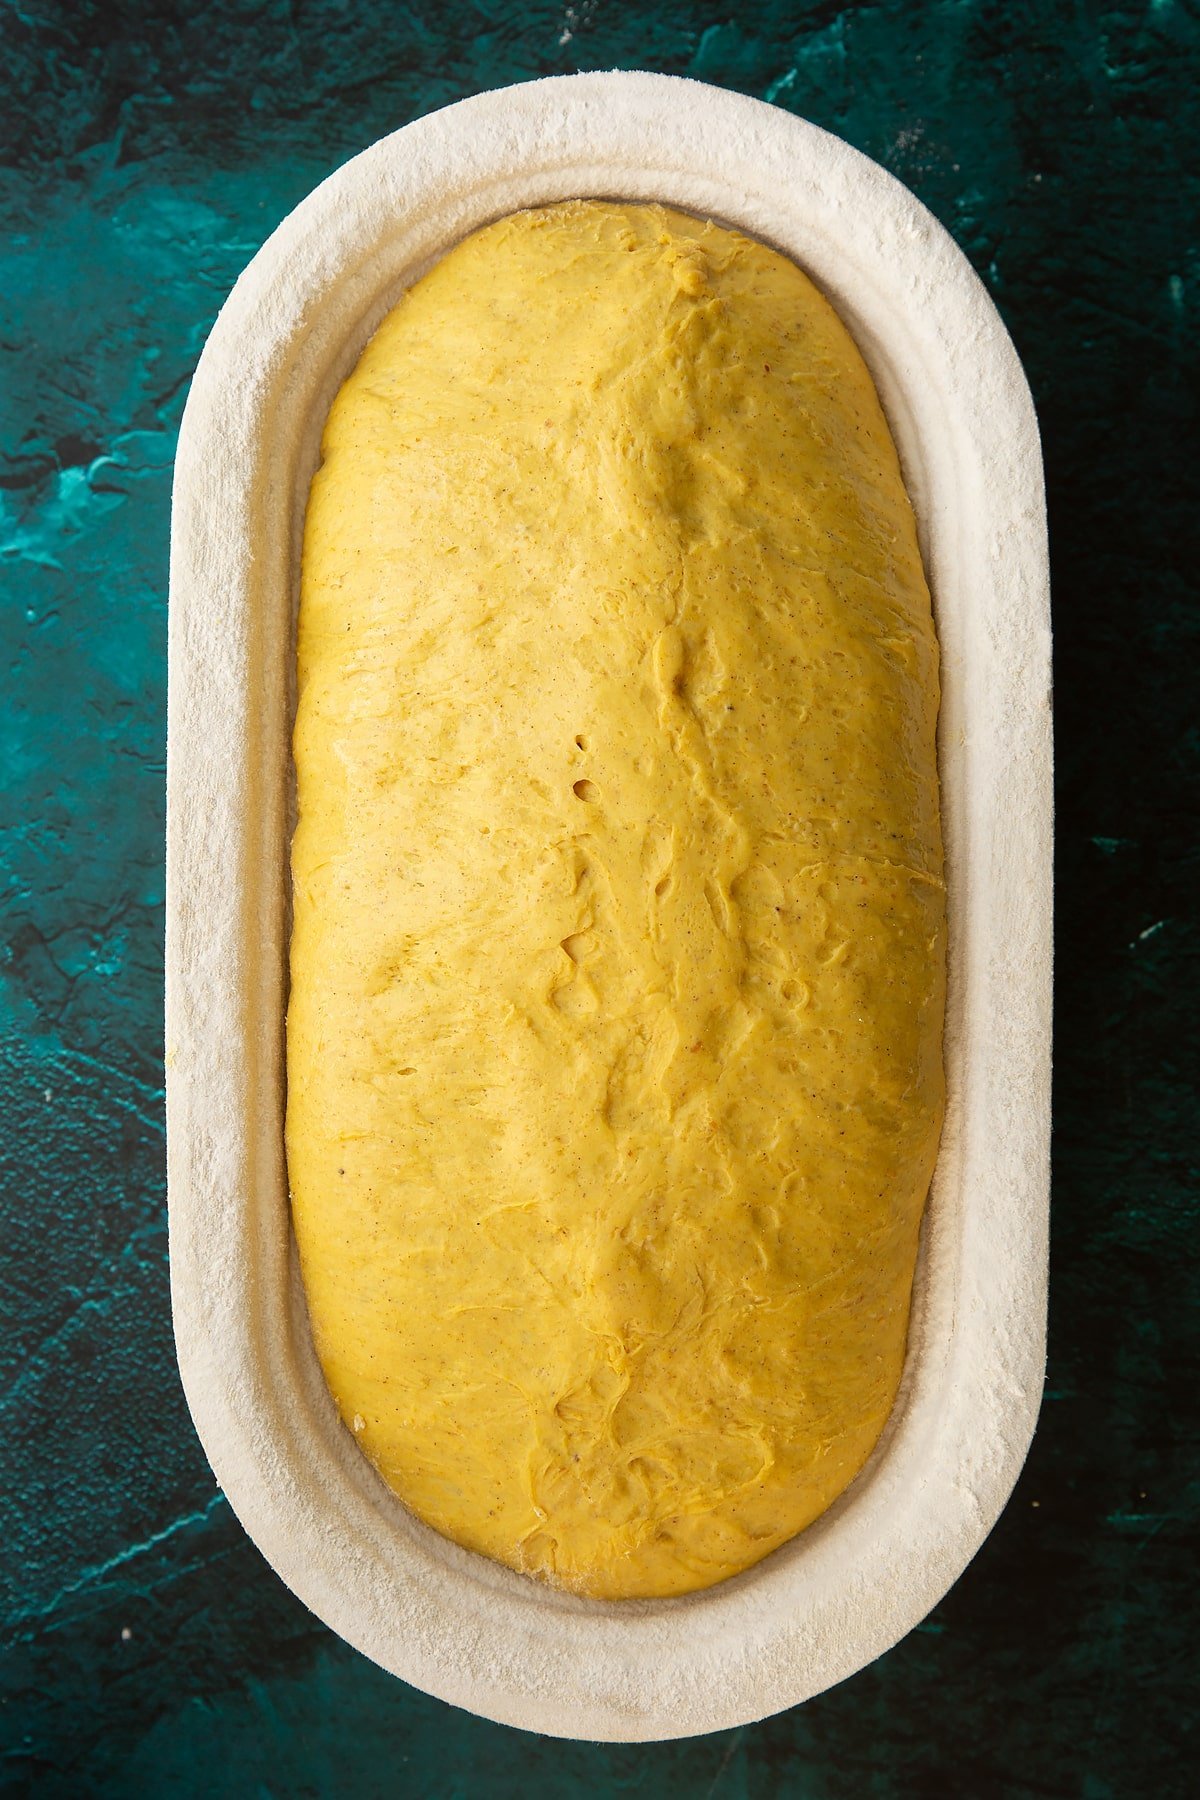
[[2, 2, 1198, 1794]]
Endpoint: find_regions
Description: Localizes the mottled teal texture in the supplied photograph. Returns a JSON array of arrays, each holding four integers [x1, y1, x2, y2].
[[2, 2, 1198, 1795]]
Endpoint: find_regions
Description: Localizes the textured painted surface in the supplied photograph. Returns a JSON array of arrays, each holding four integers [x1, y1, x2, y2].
[[1, 2, 1197, 1795]]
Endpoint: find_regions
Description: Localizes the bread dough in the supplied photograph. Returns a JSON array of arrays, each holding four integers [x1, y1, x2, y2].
[[287, 201, 945, 1600]]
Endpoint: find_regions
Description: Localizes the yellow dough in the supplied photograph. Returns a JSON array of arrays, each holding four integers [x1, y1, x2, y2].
[[287, 201, 946, 1600]]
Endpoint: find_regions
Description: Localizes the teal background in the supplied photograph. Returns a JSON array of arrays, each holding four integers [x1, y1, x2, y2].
[[2, 2, 1198, 1794]]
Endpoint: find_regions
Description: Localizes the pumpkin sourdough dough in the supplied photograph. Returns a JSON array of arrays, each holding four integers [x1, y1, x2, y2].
[[287, 200, 946, 1600]]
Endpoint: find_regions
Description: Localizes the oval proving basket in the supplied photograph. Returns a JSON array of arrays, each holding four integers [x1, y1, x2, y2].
[[166, 72, 1051, 1741]]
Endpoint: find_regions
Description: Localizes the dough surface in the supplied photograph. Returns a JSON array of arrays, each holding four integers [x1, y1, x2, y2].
[[287, 201, 945, 1599]]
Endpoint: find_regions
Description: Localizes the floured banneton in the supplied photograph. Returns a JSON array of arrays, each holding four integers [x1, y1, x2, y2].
[[286, 199, 946, 1600]]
